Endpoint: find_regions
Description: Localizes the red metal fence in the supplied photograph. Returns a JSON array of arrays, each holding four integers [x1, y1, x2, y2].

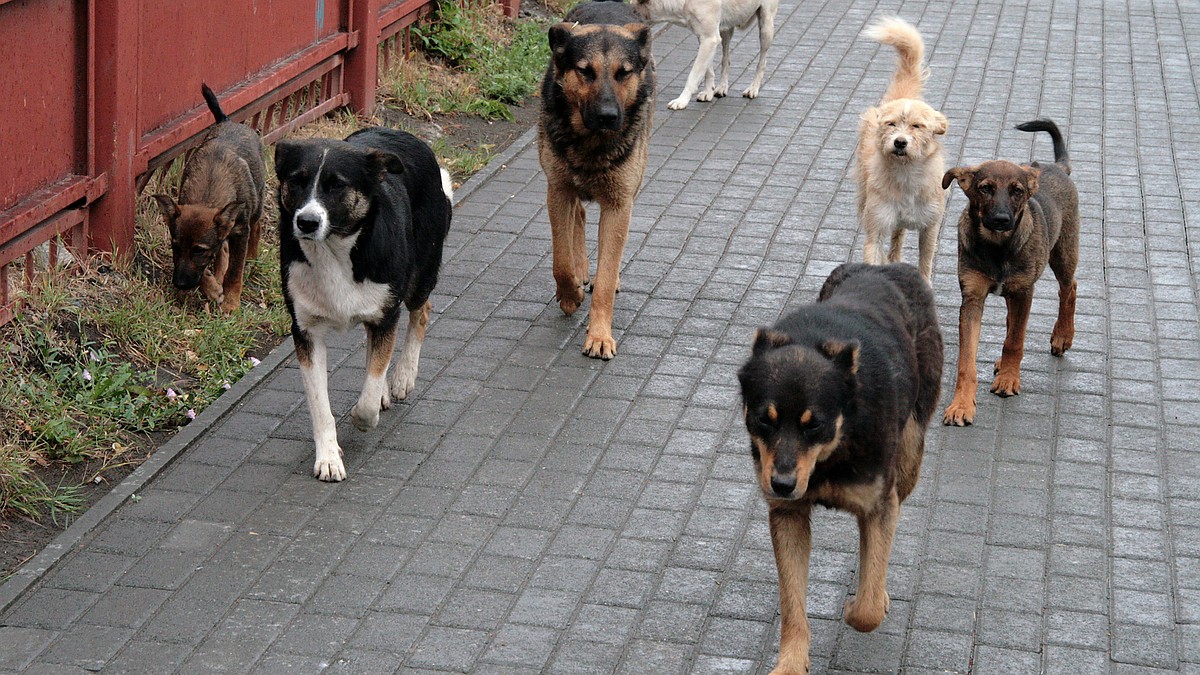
[[0, 0, 518, 325]]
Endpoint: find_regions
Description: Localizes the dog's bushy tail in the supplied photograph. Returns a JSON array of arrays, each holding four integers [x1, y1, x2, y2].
[[1016, 119, 1070, 174], [864, 17, 928, 104], [200, 83, 229, 124]]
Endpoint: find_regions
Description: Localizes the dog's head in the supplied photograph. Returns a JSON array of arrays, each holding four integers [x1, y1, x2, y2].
[[273, 138, 404, 242], [548, 21, 652, 133], [862, 99, 947, 161], [943, 160, 1040, 235], [153, 195, 238, 290], [737, 330, 858, 501]]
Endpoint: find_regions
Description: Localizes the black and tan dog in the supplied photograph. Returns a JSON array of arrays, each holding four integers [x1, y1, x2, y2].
[[738, 263, 942, 674], [154, 84, 265, 313], [538, 0, 655, 360], [942, 119, 1079, 426]]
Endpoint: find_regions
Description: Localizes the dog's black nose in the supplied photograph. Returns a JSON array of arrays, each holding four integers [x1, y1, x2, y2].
[[770, 474, 796, 497], [596, 105, 622, 130], [893, 138, 908, 149], [985, 214, 1013, 231], [296, 214, 321, 235]]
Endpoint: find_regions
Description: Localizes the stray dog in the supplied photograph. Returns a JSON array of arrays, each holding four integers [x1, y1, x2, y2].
[[942, 119, 1079, 426], [274, 128, 453, 481], [154, 84, 265, 313], [856, 17, 948, 282], [737, 263, 942, 675], [632, 0, 778, 109], [538, 0, 655, 360]]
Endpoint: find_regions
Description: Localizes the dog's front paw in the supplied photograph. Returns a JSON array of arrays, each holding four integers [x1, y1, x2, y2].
[[769, 661, 809, 675], [557, 284, 585, 316], [742, 85, 761, 99], [582, 333, 617, 360], [667, 95, 691, 110], [313, 453, 347, 482], [390, 364, 418, 401], [844, 591, 889, 632], [943, 398, 976, 426], [990, 371, 1021, 397], [696, 89, 715, 102], [350, 401, 381, 431], [1050, 326, 1073, 356]]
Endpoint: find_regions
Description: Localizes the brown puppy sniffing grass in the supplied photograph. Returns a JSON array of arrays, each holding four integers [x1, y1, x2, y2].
[[856, 17, 948, 283], [154, 84, 265, 314], [942, 119, 1079, 426]]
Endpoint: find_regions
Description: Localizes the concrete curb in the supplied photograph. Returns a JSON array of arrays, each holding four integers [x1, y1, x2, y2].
[[0, 122, 541, 616]]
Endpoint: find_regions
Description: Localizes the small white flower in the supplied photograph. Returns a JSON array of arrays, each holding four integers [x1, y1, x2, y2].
[[223, 381, 232, 390], [82, 369, 92, 382], [248, 357, 262, 367], [187, 409, 197, 420], [166, 388, 177, 400]]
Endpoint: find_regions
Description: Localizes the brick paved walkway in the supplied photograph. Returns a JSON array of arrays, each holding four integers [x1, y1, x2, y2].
[[4, 0, 1200, 672]]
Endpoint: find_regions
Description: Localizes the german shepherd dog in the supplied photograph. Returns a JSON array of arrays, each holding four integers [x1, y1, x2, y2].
[[538, 0, 655, 360], [941, 120, 1079, 426], [154, 84, 265, 313], [274, 128, 452, 481], [737, 263, 943, 674]]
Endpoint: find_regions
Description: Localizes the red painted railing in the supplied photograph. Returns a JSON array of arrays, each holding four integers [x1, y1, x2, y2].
[[0, 0, 517, 326]]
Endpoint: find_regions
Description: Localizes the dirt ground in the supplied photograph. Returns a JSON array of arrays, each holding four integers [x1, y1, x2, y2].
[[0, 99, 541, 580]]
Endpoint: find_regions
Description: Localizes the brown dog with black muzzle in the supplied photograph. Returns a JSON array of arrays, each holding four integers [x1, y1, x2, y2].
[[942, 119, 1079, 426], [538, 0, 655, 360], [154, 84, 265, 313]]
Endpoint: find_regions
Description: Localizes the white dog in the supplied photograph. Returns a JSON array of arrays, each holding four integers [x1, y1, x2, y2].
[[856, 17, 948, 282], [634, 0, 779, 110]]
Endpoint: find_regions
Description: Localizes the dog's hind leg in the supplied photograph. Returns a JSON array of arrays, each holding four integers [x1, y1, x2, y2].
[[296, 328, 346, 482], [991, 291, 1031, 397], [390, 300, 430, 401], [713, 28, 734, 98], [571, 200, 589, 291], [916, 221, 940, 282], [862, 221, 887, 266], [742, 6, 775, 99], [844, 488, 898, 633], [669, 26, 721, 109], [1048, 237, 1077, 357], [769, 505, 813, 675], [352, 321, 398, 432]]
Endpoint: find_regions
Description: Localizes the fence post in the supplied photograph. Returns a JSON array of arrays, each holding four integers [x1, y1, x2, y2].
[[90, 0, 141, 257], [501, 0, 519, 18], [345, 0, 380, 117]]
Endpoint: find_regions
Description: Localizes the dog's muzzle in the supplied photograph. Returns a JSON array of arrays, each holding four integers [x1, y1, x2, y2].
[[891, 137, 908, 157], [984, 214, 1015, 232], [770, 473, 798, 498]]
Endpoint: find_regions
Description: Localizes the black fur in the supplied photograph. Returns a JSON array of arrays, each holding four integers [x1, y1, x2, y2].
[[201, 83, 230, 124], [738, 263, 943, 503], [274, 127, 451, 338], [1015, 119, 1069, 172]]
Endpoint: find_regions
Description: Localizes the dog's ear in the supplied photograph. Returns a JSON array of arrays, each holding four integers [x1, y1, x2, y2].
[[859, 107, 879, 129], [153, 194, 179, 222], [751, 328, 792, 355], [624, 23, 653, 69], [214, 202, 239, 239], [273, 140, 299, 175], [819, 339, 860, 375], [931, 111, 948, 136], [1022, 165, 1041, 197], [367, 150, 405, 181], [942, 166, 972, 191], [548, 23, 574, 64]]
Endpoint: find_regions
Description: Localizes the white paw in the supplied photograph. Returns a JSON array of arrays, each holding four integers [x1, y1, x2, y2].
[[350, 401, 380, 431], [697, 89, 715, 102], [714, 85, 729, 98], [313, 454, 346, 482], [668, 95, 691, 110], [390, 364, 417, 401], [742, 86, 760, 99]]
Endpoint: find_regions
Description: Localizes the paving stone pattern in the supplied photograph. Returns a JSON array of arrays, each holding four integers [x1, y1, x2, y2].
[[4, 0, 1200, 672]]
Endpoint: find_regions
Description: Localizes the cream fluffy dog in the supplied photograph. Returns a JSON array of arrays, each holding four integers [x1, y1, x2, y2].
[[856, 17, 948, 282], [634, 0, 778, 110]]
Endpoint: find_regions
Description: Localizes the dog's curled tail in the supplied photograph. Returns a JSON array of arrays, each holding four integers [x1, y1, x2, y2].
[[200, 83, 230, 124], [1015, 119, 1070, 174], [864, 17, 928, 103]]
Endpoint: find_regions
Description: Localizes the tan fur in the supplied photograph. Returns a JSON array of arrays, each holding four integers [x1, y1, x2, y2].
[[855, 17, 948, 283]]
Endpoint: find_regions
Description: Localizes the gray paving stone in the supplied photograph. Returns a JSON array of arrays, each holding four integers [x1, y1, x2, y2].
[[0, 626, 57, 671]]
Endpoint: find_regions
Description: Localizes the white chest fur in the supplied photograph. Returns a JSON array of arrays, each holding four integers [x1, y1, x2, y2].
[[288, 233, 393, 331]]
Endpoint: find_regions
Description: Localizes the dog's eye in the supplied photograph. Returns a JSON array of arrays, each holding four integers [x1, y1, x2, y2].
[[800, 416, 823, 433], [1010, 185, 1025, 196], [912, 123, 922, 129], [615, 66, 633, 81], [191, 246, 207, 258], [577, 65, 596, 81], [980, 184, 994, 195], [753, 410, 778, 430], [885, 121, 896, 127]]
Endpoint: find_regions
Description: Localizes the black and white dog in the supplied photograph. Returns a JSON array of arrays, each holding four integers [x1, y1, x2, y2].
[[274, 128, 452, 481]]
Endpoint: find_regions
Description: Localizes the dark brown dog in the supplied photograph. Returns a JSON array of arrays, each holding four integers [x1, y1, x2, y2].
[[738, 263, 942, 674], [538, 0, 655, 359], [155, 84, 265, 313], [942, 119, 1079, 426]]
